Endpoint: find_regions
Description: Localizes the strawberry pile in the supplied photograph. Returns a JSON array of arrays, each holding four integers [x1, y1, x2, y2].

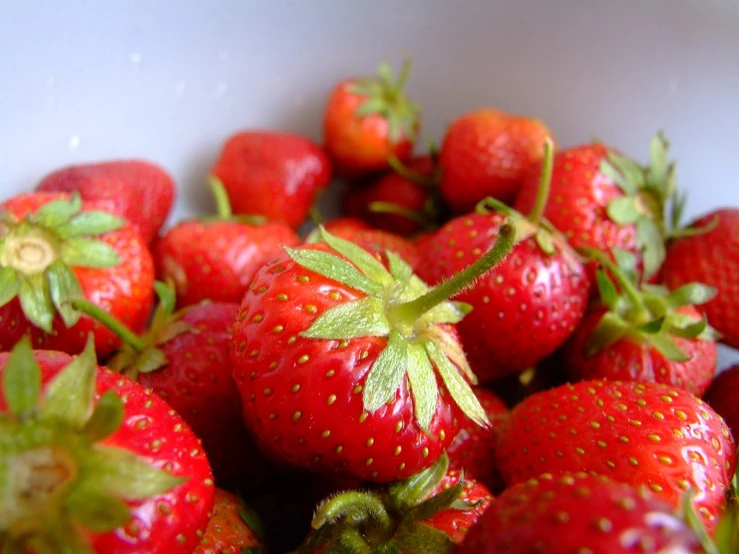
[[1, 60, 738, 554]]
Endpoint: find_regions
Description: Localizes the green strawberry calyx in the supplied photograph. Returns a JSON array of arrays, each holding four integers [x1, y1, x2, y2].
[[680, 489, 737, 554], [583, 246, 717, 361], [0, 193, 126, 333], [0, 336, 184, 553], [348, 59, 420, 144], [201, 177, 268, 226]]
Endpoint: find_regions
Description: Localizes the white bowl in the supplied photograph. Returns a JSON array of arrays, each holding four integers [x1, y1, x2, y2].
[[1, 0, 737, 366]]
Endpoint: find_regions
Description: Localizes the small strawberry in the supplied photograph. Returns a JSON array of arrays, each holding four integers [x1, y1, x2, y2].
[[440, 108, 555, 211], [660, 208, 739, 349], [455, 473, 705, 553], [322, 216, 373, 235], [0, 192, 155, 358], [0, 337, 214, 553], [704, 365, 739, 442], [153, 178, 300, 307], [232, 224, 516, 482], [324, 60, 420, 176], [194, 488, 266, 554], [210, 130, 332, 230], [36, 159, 175, 243], [495, 379, 737, 528]]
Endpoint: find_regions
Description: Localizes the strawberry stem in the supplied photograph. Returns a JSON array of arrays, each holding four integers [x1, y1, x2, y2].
[[387, 222, 515, 326], [209, 176, 233, 219], [387, 155, 436, 188], [582, 247, 650, 320], [527, 138, 555, 225], [312, 491, 392, 532], [67, 299, 146, 353], [368, 202, 434, 229]]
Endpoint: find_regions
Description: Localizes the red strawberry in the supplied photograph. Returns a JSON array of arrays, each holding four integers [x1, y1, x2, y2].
[[0, 337, 214, 553], [322, 216, 373, 235], [194, 489, 266, 554], [0, 192, 155, 358], [153, 179, 300, 307], [704, 365, 739, 443], [440, 108, 555, 210], [211, 131, 332, 230], [324, 61, 420, 176], [660, 208, 739, 349], [36, 159, 175, 243], [231, 224, 516, 482], [446, 387, 508, 493], [455, 473, 704, 553], [495, 379, 737, 528]]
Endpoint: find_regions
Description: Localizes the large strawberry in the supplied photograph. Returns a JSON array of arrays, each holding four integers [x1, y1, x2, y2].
[[231, 224, 516, 482], [704, 365, 739, 442], [194, 488, 266, 554], [455, 473, 705, 553], [495, 379, 737, 528], [323, 60, 420, 176], [0, 337, 214, 553], [36, 159, 175, 243], [0, 192, 154, 358], [210, 130, 332, 230], [439, 108, 555, 211], [660, 208, 739, 349], [153, 178, 299, 307]]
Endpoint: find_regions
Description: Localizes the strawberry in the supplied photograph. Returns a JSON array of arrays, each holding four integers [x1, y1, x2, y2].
[[231, 224, 516, 482], [0, 192, 154, 358], [0, 337, 214, 553], [323, 61, 420, 176], [495, 379, 737, 528], [153, 179, 299, 307], [295, 454, 492, 552], [417, 140, 590, 382], [439, 108, 555, 211], [35, 159, 175, 243], [561, 250, 718, 396], [704, 365, 739, 442], [455, 473, 705, 553], [194, 488, 266, 554], [445, 387, 508, 493], [660, 208, 739, 349], [322, 216, 373, 235], [210, 131, 332, 230]]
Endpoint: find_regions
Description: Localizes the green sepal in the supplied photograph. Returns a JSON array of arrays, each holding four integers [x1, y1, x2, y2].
[[318, 226, 391, 286], [400, 481, 463, 527], [363, 330, 409, 412], [534, 228, 555, 255], [390, 523, 454, 553], [667, 283, 717, 308], [386, 250, 413, 283], [405, 343, 439, 435], [663, 312, 710, 341], [81, 391, 125, 442], [595, 269, 619, 311], [611, 247, 638, 282], [55, 211, 126, 239], [424, 301, 470, 326], [60, 238, 120, 268], [355, 97, 387, 117], [389, 453, 449, 512], [27, 518, 96, 554], [32, 193, 83, 229], [635, 318, 665, 334], [600, 153, 643, 194], [130, 347, 169, 375], [646, 333, 690, 362], [0, 266, 21, 308], [152, 280, 177, 327], [680, 491, 721, 554], [47, 259, 83, 328], [2, 337, 42, 418], [584, 312, 630, 356], [301, 297, 390, 340], [606, 196, 640, 225], [636, 217, 666, 279], [19, 272, 55, 333], [64, 486, 131, 532]]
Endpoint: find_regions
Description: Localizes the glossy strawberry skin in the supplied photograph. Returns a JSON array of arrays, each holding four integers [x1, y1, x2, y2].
[[0, 349, 214, 554], [231, 248, 465, 482], [417, 211, 590, 382], [0, 193, 155, 359], [660, 208, 739, 349], [36, 160, 175, 244], [561, 305, 717, 396], [153, 220, 299, 308], [704, 365, 739, 443], [495, 380, 736, 528], [440, 109, 554, 211], [194, 488, 264, 554], [455, 473, 703, 553], [211, 131, 332, 230]]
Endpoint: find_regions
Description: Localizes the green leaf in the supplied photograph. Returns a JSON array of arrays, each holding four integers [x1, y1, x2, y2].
[[534, 229, 555, 255], [386, 250, 413, 283], [611, 247, 637, 274], [647, 333, 690, 362], [40, 335, 97, 428], [153, 281, 177, 322], [19, 272, 55, 333], [318, 227, 391, 285], [390, 453, 448, 511], [65, 487, 131, 532], [606, 152, 645, 192], [606, 196, 640, 225], [636, 317, 665, 334], [584, 312, 630, 356], [667, 283, 717, 308], [355, 97, 388, 117], [595, 268, 619, 311], [56, 211, 126, 238], [636, 217, 666, 279], [301, 297, 390, 340], [425, 340, 488, 427], [377, 61, 394, 87], [2, 337, 41, 417], [405, 343, 439, 433], [391, 523, 454, 554], [599, 159, 636, 195], [647, 132, 669, 191], [132, 347, 169, 374], [0, 267, 20, 308], [363, 330, 409, 412], [424, 301, 469, 325], [47, 260, 83, 328], [665, 314, 708, 340], [32, 194, 83, 228], [82, 391, 124, 442], [401, 482, 463, 525], [60, 238, 121, 268], [670, 190, 688, 231], [285, 246, 384, 298]]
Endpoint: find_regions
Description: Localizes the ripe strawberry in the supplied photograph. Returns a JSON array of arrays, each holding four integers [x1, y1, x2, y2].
[[153, 179, 299, 307], [324, 61, 420, 176], [0, 192, 154, 358], [418, 141, 590, 381], [660, 208, 739, 349], [440, 108, 555, 211], [495, 380, 737, 528], [194, 489, 266, 554], [231, 224, 516, 482], [36, 159, 175, 243], [0, 337, 214, 553], [704, 365, 739, 442], [322, 216, 373, 235], [455, 473, 704, 553], [211, 131, 332, 230], [446, 387, 508, 493]]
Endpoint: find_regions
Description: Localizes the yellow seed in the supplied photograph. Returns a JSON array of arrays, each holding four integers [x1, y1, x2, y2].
[[422, 447, 429, 458], [365, 458, 374, 466], [353, 385, 363, 394], [272, 325, 284, 333], [304, 304, 317, 314], [287, 336, 297, 345], [649, 483, 664, 493], [590, 421, 600, 429], [291, 384, 300, 393], [276, 293, 288, 301], [394, 446, 402, 456], [321, 430, 331, 438], [293, 411, 301, 421], [675, 410, 688, 421], [327, 395, 337, 405], [653, 411, 665, 420], [660, 395, 673, 403], [359, 412, 368, 423], [395, 421, 403, 433], [298, 275, 310, 283], [366, 438, 374, 447], [336, 445, 343, 454], [268, 413, 276, 420], [326, 369, 335, 378], [398, 463, 406, 471], [297, 354, 310, 364], [647, 434, 661, 442], [628, 457, 639, 466], [252, 314, 263, 323]]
